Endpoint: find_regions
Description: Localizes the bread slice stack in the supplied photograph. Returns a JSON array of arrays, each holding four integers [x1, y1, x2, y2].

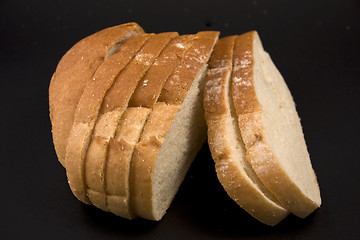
[[49, 22, 219, 220], [204, 31, 321, 225], [49, 23, 320, 224]]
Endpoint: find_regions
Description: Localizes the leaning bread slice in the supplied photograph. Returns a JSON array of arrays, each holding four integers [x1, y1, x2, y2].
[[83, 32, 178, 217], [232, 31, 321, 218], [204, 36, 289, 226], [49, 23, 144, 166], [130, 31, 219, 220], [65, 33, 153, 204]]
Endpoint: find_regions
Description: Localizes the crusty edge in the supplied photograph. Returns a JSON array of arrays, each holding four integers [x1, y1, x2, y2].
[[158, 31, 220, 104], [130, 31, 219, 220], [104, 34, 193, 218], [204, 36, 288, 226], [83, 32, 179, 213], [49, 23, 144, 166], [130, 103, 179, 220], [65, 34, 152, 204], [105, 108, 151, 219], [129, 35, 194, 107], [232, 31, 321, 217]]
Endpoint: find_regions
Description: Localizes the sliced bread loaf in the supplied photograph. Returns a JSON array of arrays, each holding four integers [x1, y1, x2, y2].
[[204, 36, 289, 226], [49, 23, 144, 166]]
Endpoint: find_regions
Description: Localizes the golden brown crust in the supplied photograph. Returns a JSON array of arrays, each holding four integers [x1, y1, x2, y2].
[[158, 31, 220, 104], [100, 32, 179, 114], [140, 102, 180, 141], [130, 102, 179, 219], [104, 107, 150, 218], [204, 36, 236, 114], [246, 141, 312, 213], [64, 122, 93, 204], [85, 136, 108, 192], [232, 31, 321, 218], [231, 32, 262, 115], [65, 34, 152, 204], [130, 136, 162, 219], [206, 116, 289, 225], [129, 35, 193, 107], [49, 23, 144, 166], [204, 36, 288, 226]]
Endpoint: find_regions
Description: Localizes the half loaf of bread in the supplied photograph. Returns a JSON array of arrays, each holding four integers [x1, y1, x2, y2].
[[50, 24, 320, 224], [204, 31, 321, 225], [50, 24, 219, 220]]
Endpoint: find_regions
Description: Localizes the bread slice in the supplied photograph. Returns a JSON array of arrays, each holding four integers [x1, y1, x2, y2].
[[49, 23, 144, 166], [231, 31, 321, 218], [65, 33, 153, 204], [130, 31, 219, 220], [204, 36, 289, 226], [82, 32, 179, 217]]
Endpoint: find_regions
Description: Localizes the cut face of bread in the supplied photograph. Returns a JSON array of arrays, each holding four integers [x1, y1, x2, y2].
[[130, 31, 219, 220], [49, 23, 144, 166], [231, 32, 321, 218], [204, 36, 289, 226]]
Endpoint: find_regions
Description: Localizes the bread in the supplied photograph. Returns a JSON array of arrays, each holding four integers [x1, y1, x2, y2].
[[65, 33, 153, 205], [49, 23, 144, 166], [232, 31, 321, 218], [107, 34, 194, 218], [80, 32, 179, 217], [130, 31, 219, 220], [204, 36, 289, 226], [204, 31, 321, 224], [50, 23, 219, 220], [50, 23, 320, 224]]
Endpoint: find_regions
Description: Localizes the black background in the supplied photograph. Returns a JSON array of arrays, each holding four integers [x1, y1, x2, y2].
[[1, 0, 359, 239]]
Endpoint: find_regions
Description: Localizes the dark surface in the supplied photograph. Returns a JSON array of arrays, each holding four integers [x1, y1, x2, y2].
[[1, 0, 359, 239]]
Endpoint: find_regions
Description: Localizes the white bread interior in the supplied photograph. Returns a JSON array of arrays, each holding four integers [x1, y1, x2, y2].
[[243, 33, 321, 217], [152, 65, 208, 220]]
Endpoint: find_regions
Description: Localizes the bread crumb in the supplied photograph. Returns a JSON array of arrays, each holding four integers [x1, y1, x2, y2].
[[175, 43, 185, 49], [233, 77, 252, 87]]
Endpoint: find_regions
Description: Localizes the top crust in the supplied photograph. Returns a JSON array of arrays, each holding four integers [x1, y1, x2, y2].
[[49, 23, 144, 166], [65, 33, 153, 204], [129, 35, 194, 108], [232, 31, 321, 218], [158, 31, 220, 104]]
